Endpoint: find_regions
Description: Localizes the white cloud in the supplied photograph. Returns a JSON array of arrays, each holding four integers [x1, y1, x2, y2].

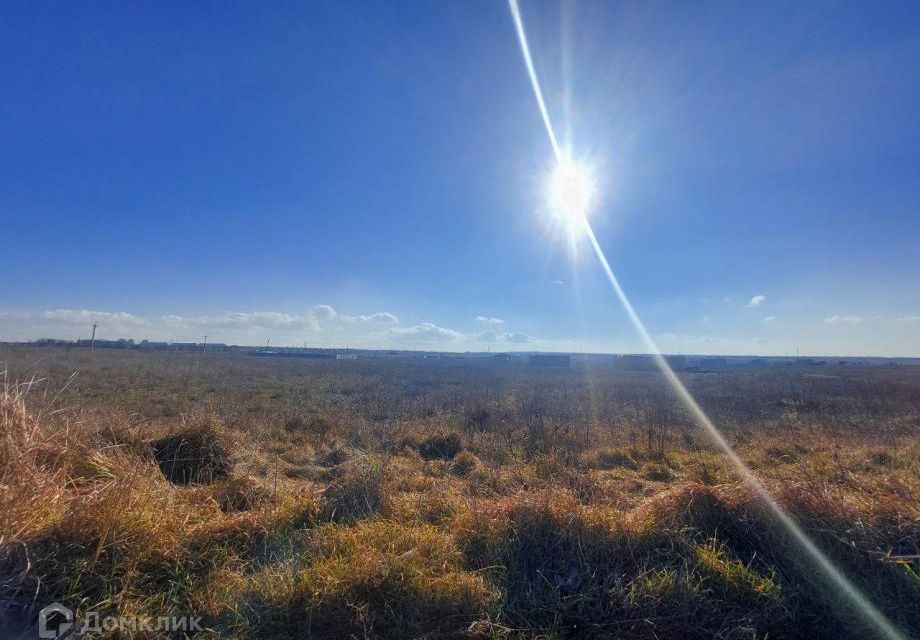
[[762, 316, 777, 324], [311, 305, 337, 321], [474, 330, 532, 344], [1, 305, 360, 340], [550, 280, 565, 286], [176, 306, 338, 331], [701, 315, 712, 324], [41, 309, 142, 325], [896, 315, 920, 324], [388, 322, 462, 342], [746, 295, 766, 308], [342, 312, 399, 324], [182, 312, 319, 330], [0, 310, 30, 320], [250, 312, 306, 325], [824, 315, 864, 325], [1, 307, 538, 348]]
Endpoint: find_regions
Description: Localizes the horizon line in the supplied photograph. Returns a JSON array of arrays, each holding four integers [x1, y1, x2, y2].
[[3, 338, 919, 362]]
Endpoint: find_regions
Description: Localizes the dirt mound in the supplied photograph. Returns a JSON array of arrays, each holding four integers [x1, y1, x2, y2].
[[417, 432, 462, 460], [152, 425, 231, 484]]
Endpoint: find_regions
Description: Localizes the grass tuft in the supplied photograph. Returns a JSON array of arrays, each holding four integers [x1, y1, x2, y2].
[[151, 421, 232, 484], [245, 520, 497, 637], [320, 460, 385, 522], [417, 431, 462, 460], [450, 449, 480, 476]]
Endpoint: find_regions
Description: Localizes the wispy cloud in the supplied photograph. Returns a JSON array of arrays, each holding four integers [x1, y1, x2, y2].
[[1, 306, 538, 350], [42, 309, 142, 325], [388, 322, 462, 342], [178, 311, 321, 331], [474, 330, 531, 344], [746, 295, 766, 308], [312, 305, 337, 321], [896, 315, 920, 324], [4, 305, 347, 336], [0, 310, 31, 320], [824, 315, 864, 325], [762, 315, 777, 324], [342, 312, 399, 324]]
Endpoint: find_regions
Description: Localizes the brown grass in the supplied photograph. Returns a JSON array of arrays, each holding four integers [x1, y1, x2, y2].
[[0, 349, 918, 638]]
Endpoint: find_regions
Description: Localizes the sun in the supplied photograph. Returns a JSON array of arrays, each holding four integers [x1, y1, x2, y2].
[[547, 154, 596, 236]]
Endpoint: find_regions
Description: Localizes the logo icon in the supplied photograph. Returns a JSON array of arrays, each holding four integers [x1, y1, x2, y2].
[[38, 602, 73, 639]]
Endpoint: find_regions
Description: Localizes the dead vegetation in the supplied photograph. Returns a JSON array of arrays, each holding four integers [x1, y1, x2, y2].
[[151, 421, 232, 484], [0, 348, 918, 638]]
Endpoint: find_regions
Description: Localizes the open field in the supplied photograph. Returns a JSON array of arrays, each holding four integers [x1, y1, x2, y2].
[[1, 346, 918, 639]]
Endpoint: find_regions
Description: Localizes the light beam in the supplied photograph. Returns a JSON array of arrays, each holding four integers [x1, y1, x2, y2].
[[508, 0, 562, 161], [506, 1, 906, 638]]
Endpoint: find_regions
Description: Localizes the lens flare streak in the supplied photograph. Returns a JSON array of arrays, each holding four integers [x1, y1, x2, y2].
[[508, 0, 562, 161], [507, 1, 905, 638]]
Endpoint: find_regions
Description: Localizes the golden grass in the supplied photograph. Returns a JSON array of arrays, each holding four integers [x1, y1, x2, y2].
[[1, 354, 918, 639]]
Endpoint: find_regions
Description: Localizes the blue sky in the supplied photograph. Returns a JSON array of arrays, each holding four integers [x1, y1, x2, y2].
[[1, 1, 919, 355]]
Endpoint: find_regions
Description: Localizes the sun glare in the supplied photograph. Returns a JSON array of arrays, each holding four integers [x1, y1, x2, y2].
[[547, 154, 596, 235]]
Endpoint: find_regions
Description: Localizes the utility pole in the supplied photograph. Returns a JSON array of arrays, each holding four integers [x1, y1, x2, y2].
[[202, 335, 207, 355], [91, 324, 97, 351]]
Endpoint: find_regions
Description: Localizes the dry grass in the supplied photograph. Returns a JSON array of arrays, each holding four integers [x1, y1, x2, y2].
[[0, 350, 918, 638], [151, 421, 233, 485], [245, 521, 497, 637]]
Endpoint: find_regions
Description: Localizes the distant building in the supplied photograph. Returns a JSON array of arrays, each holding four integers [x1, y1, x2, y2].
[[34, 338, 72, 346], [336, 353, 357, 360], [79, 338, 135, 349], [528, 354, 570, 367], [492, 353, 512, 361], [138, 340, 169, 350]]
